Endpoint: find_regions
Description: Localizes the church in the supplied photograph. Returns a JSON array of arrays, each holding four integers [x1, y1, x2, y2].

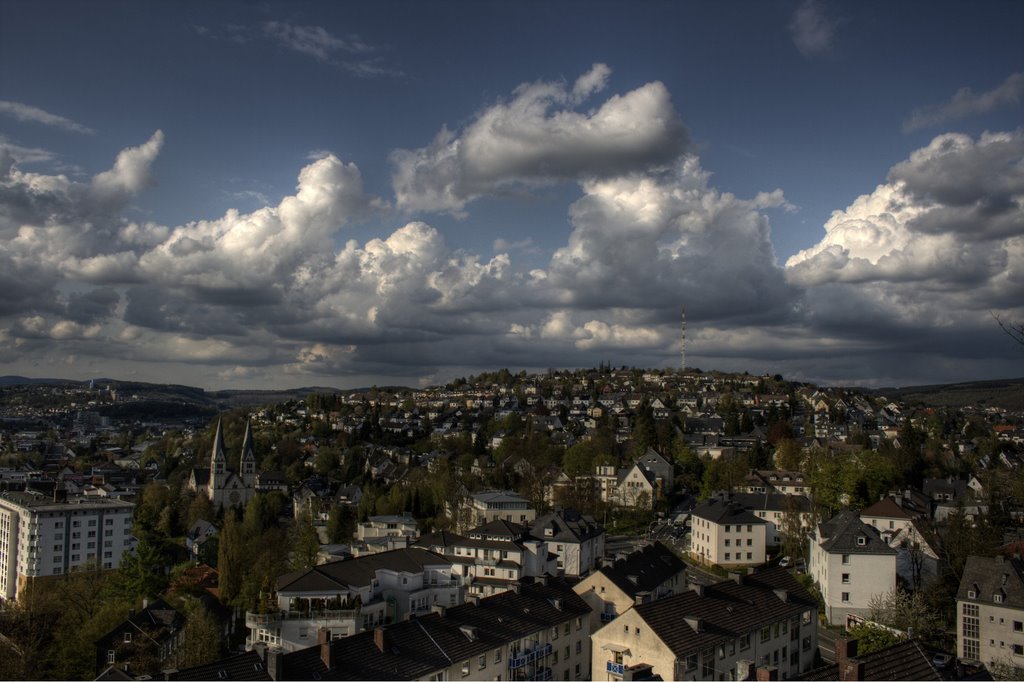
[[188, 417, 258, 510]]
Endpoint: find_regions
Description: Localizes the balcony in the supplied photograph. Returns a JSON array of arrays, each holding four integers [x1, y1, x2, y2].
[[606, 661, 625, 676], [527, 667, 553, 681], [245, 609, 360, 630], [508, 643, 553, 669]]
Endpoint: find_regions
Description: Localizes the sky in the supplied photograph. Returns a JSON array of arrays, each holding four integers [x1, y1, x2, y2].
[[0, 0, 1022, 390]]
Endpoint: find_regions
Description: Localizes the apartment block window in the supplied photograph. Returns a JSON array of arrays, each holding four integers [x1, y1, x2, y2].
[[761, 626, 770, 643], [564, 622, 570, 635], [107, 650, 115, 664], [494, 649, 501, 664], [725, 553, 731, 560], [841, 554, 850, 564], [478, 655, 486, 669], [841, 574, 850, 584], [105, 519, 113, 526], [124, 633, 132, 643], [1014, 621, 1022, 632], [747, 553, 753, 560], [841, 592, 850, 603], [576, 641, 582, 654], [1013, 644, 1023, 656], [740, 634, 750, 650], [747, 539, 752, 546], [747, 525, 752, 532], [725, 525, 731, 532], [461, 661, 470, 676], [725, 539, 731, 547]]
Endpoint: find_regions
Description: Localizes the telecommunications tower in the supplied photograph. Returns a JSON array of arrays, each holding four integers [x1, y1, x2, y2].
[[680, 305, 687, 373]]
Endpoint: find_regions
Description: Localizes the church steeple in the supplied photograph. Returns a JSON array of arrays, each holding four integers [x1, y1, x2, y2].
[[210, 417, 226, 477], [240, 417, 257, 487]]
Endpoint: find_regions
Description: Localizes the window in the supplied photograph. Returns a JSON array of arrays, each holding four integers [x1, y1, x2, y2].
[[564, 622, 570, 635], [725, 525, 731, 532], [635, 627, 641, 636], [747, 539, 752, 546], [761, 626, 770, 643], [478, 655, 486, 669], [725, 553, 731, 560], [1014, 621, 1022, 632], [747, 525, 752, 532], [740, 634, 750, 650], [841, 592, 850, 602], [841, 554, 850, 565], [107, 650, 115, 664], [462, 661, 470, 676], [685, 653, 698, 670], [841, 573, 850, 584], [1013, 644, 1023, 656], [576, 641, 582, 655], [856, 536, 866, 546], [576, 617, 583, 631], [994, 594, 1003, 604], [964, 639, 979, 660], [747, 553, 753, 560], [494, 649, 501, 664], [725, 539, 731, 547]]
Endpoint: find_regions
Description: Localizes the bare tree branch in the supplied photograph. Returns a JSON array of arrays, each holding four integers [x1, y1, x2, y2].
[[992, 312, 1024, 346]]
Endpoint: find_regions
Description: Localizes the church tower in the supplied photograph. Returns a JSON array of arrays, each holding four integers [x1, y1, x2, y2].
[[208, 417, 227, 503], [240, 418, 257, 490]]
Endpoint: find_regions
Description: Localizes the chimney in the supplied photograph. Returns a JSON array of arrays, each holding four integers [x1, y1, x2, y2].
[[756, 666, 778, 681], [265, 646, 284, 681], [736, 660, 755, 681], [372, 626, 386, 654], [835, 637, 861, 681], [320, 627, 334, 667]]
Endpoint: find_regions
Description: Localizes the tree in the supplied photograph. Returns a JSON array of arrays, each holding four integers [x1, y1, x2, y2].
[[174, 599, 222, 669], [846, 622, 902, 655], [216, 510, 245, 602], [867, 587, 945, 646], [291, 512, 322, 571], [992, 312, 1024, 346], [773, 438, 802, 471]]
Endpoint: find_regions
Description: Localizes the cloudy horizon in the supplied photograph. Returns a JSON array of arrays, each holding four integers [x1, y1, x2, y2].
[[1, 1, 1021, 391]]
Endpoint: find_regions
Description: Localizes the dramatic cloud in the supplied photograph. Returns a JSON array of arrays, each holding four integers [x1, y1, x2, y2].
[[785, 130, 1024, 382], [391, 64, 690, 215], [789, 0, 839, 58], [0, 100, 95, 135], [545, 157, 796, 323], [904, 73, 1024, 132]]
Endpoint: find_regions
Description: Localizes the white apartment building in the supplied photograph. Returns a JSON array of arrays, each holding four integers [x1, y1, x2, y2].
[[591, 567, 818, 681], [957, 555, 1024, 673], [809, 510, 896, 625], [690, 496, 768, 567], [453, 489, 536, 532], [530, 508, 605, 577], [0, 490, 135, 601], [355, 512, 419, 542]]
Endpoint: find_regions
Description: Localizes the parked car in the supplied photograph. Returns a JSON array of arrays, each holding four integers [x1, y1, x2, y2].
[[779, 556, 792, 568], [931, 653, 954, 670]]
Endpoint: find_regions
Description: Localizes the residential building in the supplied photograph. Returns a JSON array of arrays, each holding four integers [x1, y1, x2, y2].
[[95, 598, 185, 675], [530, 508, 605, 577], [355, 512, 419, 543], [574, 541, 687, 630], [956, 555, 1024, 673], [809, 510, 896, 625], [426, 520, 557, 598], [453, 489, 536, 532], [0, 489, 135, 601], [740, 470, 810, 496], [590, 567, 818, 681], [690, 496, 768, 567], [728, 492, 812, 550], [275, 577, 592, 681], [245, 547, 462, 651]]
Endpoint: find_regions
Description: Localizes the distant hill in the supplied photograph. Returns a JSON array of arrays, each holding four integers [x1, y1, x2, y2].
[[866, 377, 1024, 411], [0, 376, 82, 386]]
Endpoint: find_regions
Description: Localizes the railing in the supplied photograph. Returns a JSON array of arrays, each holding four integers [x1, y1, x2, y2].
[[606, 661, 625, 676], [508, 643, 553, 669], [245, 609, 360, 628], [528, 667, 553, 681]]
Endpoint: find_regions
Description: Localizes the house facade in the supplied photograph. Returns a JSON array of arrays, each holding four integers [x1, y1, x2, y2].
[[809, 511, 896, 625], [956, 555, 1024, 673], [0, 490, 135, 600], [690, 496, 768, 567], [530, 508, 605, 578], [590, 567, 818, 682], [245, 547, 462, 651]]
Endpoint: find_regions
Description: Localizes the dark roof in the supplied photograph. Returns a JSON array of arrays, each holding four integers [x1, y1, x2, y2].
[[633, 567, 816, 659], [957, 554, 1024, 608], [467, 519, 526, 539], [600, 541, 687, 597], [166, 650, 272, 681], [860, 497, 914, 519], [729, 492, 811, 514], [281, 578, 591, 681], [190, 468, 210, 487], [277, 547, 452, 593], [413, 529, 467, 550], [797, 638, 941, 681], [691, 497, 766, 525], [530, 508, 604, 543], [817, 510, 896, 556]]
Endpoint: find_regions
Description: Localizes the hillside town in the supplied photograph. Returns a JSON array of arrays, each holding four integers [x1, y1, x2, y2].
[[0, 367, 1022, 681]]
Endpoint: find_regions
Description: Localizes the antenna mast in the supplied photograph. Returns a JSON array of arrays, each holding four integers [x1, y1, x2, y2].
[[680, 305, 687, 373]]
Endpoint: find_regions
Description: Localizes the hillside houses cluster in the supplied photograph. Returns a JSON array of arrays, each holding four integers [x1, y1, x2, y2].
[[1, 369, 1023, 680]]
